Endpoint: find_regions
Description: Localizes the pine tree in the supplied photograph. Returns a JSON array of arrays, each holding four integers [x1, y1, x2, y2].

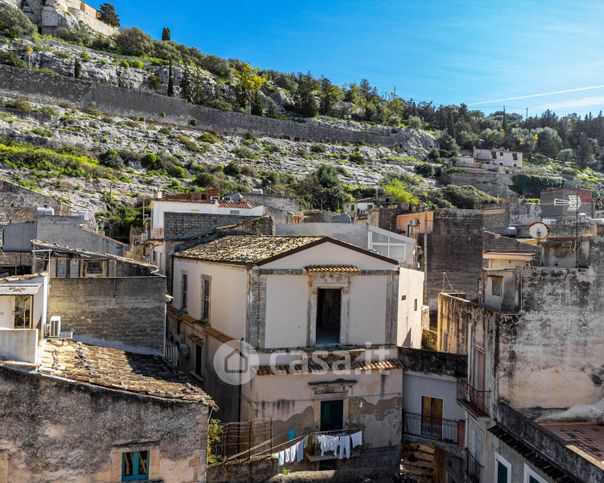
[[99, 3, 120, 27], [162, 27, 171, 42], [180, 68, 192, 102], [167, 61, 174, 97], [74, 58, 82, 79]]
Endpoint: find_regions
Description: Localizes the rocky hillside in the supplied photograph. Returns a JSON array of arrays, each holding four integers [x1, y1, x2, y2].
[[0, 94, 439, 217]]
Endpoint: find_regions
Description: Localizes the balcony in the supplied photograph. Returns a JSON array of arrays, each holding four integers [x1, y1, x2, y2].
[[457, 378, 490, 417], [403, 412, 462, 446], [465, 449, 482, 483]]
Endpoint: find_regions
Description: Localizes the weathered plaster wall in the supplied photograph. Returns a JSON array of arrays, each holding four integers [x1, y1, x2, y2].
[[499, 264, 604, 408], [0, 365, 209, 483], [47, 277, 166, 354], [397, 268, 424, 348]]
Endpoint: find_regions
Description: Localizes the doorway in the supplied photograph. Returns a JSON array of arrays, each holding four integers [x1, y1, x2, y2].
[[13, 296, 32, 329], [421, 396, 443, 440], [316, 288, 341, 345], [320, 400, 343, 432]]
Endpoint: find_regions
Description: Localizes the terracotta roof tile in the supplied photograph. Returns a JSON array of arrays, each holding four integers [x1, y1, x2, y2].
[[176, 235, 325, 265], [39, 340, 216, 407]]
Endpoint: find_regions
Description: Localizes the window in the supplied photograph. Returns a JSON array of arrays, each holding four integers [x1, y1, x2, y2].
[[414, 298, 418, 311], [500, 151, 504, 156], [491, 151, 497, 159], [495, 453, 512, 483], [84, 260, 104, 277], [512, 153, 518, 161], [442, 332, 449, 352], [472, 348, 486, 392], [201, 275, 211, 321], [229, 210, 240, 215], [195, 342, 203, 376], [523, 465, 546, 483], [181, 274, 188, 310], [490, 276, 503, 296], [122, 450, 149, 481]]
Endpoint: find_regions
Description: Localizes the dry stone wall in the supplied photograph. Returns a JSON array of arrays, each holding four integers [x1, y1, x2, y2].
[[0, 65, 434, 149]]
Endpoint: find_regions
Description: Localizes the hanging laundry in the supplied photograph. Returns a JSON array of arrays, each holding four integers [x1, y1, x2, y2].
[[338, 435, 351, 459], [296, 440, 304, 462], [317, 434, 339, 456], [350, 430, 363, 448], [284, 443, 296, 463], [277, 449, 285, 466]]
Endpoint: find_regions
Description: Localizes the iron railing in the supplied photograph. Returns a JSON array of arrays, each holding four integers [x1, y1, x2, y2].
[[457, 378, 490, 416], [465, 449, 482, 483], [403, 412, 460, 445]]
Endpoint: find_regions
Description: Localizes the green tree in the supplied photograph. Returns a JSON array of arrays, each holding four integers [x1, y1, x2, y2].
[[294, 73, 319, 117], [115, 28, 154, 56], [319, 76, 342, 115], [383, 179, 419, 204], [99, 3, 120, 27], [162, 27, 171, 41], [296, 165, 346, 211], [167, 61, 174, 97], [235, 63, 266, 114], [74, 58, 82, 79], [534, 127, 562, 158], [0, 4, 36, 38]]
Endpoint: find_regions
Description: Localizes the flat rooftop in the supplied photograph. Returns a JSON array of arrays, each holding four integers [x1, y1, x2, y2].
[[539, 421, 604, 465]]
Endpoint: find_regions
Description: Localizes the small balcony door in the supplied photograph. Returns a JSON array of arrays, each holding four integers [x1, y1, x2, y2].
[[13, 296, 32, 329], [421, 396, 443, 440], [316, 288, 341, 345], [320, 400, 343, 432]]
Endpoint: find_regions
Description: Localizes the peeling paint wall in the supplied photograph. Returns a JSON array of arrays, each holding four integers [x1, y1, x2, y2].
[[0, 366, 209, 483]]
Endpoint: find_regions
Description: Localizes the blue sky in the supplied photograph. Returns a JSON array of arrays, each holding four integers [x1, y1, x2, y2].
[[97, 0, 604, 116]]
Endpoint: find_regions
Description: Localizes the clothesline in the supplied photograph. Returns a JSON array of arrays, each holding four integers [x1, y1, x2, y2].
[[273, 430, 364, 466]]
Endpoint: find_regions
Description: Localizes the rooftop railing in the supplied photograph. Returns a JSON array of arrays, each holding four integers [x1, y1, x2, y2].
[[403, 411, 461, 446]]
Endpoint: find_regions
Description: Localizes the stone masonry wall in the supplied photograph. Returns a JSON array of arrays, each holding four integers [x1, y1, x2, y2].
[[0, 65, 431, 147], [47, 277, 166, 354], [0, 179, 70, 222], [424, 210, 484, 310], [0, 364, 209, 483], [164, 213, 251, 241]]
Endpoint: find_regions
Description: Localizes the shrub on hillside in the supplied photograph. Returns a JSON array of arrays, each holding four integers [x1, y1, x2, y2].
[[0, 4, 35, 38], [99, 149, 125, 170], [115, 28, 154, 57], [0, 50, 26, 68], [439, 185, 497, 209], [414, 163, 434, 177], [223, 162, 241, 177], [511, 173, 564, 198]]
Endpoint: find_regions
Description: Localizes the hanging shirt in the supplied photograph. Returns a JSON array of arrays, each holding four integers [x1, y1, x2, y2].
[[350, 431, 363, 448], [317, 435, 339, 456]]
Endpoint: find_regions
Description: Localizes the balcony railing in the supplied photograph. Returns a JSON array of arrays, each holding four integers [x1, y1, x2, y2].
[[465, 449, 482, 483], [403, 412, 461, 445], [457, 378, 490, 417]]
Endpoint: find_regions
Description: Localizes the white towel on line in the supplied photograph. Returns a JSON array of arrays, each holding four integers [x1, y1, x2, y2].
[[350, 431, 363, 448]]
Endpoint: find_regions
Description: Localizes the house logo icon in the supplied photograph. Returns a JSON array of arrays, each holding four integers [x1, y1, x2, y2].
[[214, 341, 258, 385]]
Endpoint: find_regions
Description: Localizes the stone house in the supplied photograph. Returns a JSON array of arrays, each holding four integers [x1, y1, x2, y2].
[[141, 193, 265, 288], [0, 270, 215, 483], [31, 240, 167, 355], [169, 235, 410, 474], [435, 224, 604, 482], [4, 0, 118, 37]]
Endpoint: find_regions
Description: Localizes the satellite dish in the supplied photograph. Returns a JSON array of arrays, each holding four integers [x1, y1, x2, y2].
[[529, 222, 549, 240]]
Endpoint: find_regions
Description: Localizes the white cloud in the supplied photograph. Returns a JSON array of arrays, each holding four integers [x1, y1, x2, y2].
[[544, 95, 604, 110]]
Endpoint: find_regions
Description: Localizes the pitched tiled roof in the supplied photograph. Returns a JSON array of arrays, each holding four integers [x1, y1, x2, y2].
[[176, 235, 324, 265], [305, 265, 359, 273], [256, 358, 402, 376], [176, 235, 398, 266], [39, 340, 216, 407]]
